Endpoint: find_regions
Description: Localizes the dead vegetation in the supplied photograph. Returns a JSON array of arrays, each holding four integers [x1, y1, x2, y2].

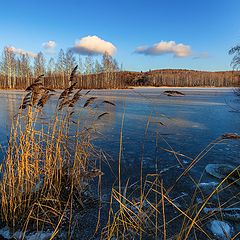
[[102, 133, 240, 239], [0, 66, 115, 238], [163, 90, 185, 96]]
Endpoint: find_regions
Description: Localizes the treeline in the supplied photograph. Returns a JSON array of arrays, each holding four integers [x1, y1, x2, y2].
[[0, 46, 239, 89], [0, 47, 124, 89], [127, 69, 240, 87]]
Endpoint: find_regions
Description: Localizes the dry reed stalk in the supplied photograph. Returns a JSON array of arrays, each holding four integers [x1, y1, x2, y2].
[[0, 66, 107, 238], [102, 127, 240, 240]]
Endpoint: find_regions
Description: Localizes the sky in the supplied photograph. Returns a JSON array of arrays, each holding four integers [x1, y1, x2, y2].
[[0, 0, 240, 72]]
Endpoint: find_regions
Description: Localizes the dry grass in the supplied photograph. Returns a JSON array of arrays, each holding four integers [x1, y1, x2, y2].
[[102, 131, 240, 239], [0, 66, 107, 238]]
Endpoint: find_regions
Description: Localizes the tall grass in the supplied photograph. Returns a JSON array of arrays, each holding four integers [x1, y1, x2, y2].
[[102, 131, 240, 239], [0, 66, 107, 238]]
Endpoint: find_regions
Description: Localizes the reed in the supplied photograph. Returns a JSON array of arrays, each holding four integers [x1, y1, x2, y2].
[[102, 133, 240, 239], [0, 66, 106, 238]]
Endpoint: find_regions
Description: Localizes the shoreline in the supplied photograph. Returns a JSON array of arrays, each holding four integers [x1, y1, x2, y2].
[[0, 86, 235, 93], [131, 86, 235, 89]]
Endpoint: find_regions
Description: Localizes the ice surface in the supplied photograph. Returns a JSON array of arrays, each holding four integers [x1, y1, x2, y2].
[[205, 164, 239, 184], [0, 227, 53, 240], [210, 220, 232, 239], [205, 207, 240, 222]]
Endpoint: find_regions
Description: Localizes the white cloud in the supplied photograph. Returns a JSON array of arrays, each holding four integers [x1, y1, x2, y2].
[[6, 46, 37, 58], [42, 40, 56, 54], [42, 40, 56, 49], [135, 40, 192, 57], [71, 35, 117, 56]]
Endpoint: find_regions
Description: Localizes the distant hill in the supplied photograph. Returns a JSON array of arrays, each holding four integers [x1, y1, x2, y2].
[[0, 69, 239, 89], [120, 69, 240, 87]]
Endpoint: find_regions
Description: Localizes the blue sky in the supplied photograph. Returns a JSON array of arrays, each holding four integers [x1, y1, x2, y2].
[[0, 0, 240, 71]]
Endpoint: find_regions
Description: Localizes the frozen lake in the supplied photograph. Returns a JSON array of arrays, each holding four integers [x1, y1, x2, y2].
[[0, 87, 239, 189]]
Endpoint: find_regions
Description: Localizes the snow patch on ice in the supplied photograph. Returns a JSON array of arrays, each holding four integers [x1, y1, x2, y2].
[[0, 227, 53, 240], [199, 182, 218, 189], [0, 227, 10, 239], [210, 220, 232, 239]]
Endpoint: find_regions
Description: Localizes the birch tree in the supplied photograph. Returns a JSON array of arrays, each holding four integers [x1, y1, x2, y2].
[[65, 50, 76, 77], [34, 52, 45, 77], [47, 57, 55, 76], [0, 47, 17, 88]]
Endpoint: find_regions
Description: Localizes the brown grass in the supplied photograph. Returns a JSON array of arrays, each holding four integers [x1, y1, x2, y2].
[[102, 131, 240, 239], [0, 66, 106, 238]]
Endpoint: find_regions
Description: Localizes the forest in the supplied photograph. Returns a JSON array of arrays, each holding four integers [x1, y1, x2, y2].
[[0, 46, 239, 89]]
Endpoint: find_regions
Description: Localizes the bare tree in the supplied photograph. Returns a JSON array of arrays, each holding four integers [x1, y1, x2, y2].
[[47, 57, 55, 76], [56, 49, 66, 87], [19, 54, 32, 87], [94, 59, 102, 74], [34, 52, 45, 77], [65, 50, 76, 78], [229, 45, 240, 70], [229, 44, 240, 96], [0, 47, 17, 88], [85, 55, 94, 74], [78, 55, 84, 73]]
